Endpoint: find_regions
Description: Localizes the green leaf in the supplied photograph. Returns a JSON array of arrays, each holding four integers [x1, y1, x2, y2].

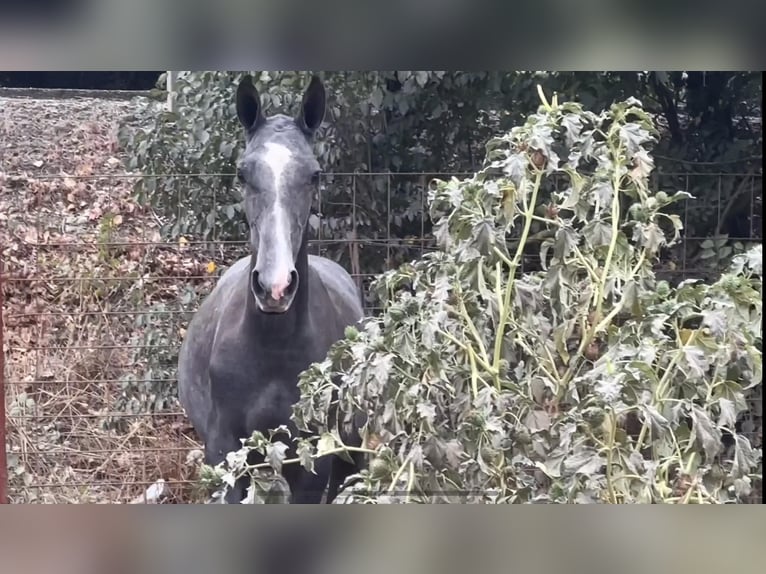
[[562, 448, 605, 476], [561, 113, 583, 147], [443, 440, 464, 469], [416, 402, 437, 424], [502, 183, 517, 221], [297, 440, 315, 473], [730, 435, 756, 479], [701, 310, 727, 337], [559, 182, 581, 211], [590, 181, 613, 206], [371, 353, 394, 387], [524, 410, 551, 432], [714, 235, 729, 248], [619, 122, 652, 155], [665, 214, 683, 244], [682, 346, 709, 380], [716, 398, 737, 429], [316, 432, 337, 457], [583, 221, 613, 249], [539, 239, 554, 271], [622, 280, 642, 316], [639, 403, 670, 436], [502, 153, 527, 186], [370, 86, 384, 109], [640, 223, 665, 252], [553, 227, 578, 261], [689, 406, 722, 461], [265, 441, 290, 472]]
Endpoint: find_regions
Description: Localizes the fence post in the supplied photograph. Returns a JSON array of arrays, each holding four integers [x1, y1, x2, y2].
[[166, 71, 178, 113], [0, 253, 7, 504]]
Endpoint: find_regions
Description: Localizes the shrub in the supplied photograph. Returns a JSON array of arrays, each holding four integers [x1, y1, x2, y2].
[[115, 71, 496, 275], [202, 88, 762, 504]]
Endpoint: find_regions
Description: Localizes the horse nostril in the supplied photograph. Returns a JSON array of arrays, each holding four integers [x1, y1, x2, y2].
[[252, 270, 267, 296], [286, 270, 299, 295]]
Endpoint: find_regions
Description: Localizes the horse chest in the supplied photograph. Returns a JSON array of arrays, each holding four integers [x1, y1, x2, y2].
[[207, 331, 326, 426]]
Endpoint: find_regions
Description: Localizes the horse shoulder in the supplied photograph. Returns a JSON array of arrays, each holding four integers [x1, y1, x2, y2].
[[177, 256, 252, 433], [307, 255, 364, 322]]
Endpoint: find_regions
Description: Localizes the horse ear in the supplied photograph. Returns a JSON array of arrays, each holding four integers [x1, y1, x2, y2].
[[296, 75, 326, 136], [236, 75, 265, 134]]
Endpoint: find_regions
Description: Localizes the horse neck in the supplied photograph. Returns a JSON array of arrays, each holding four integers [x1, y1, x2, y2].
[[246, 232, 311, 344]]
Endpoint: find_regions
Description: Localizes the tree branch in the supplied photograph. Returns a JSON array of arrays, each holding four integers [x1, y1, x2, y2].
[[649, 72, 683, 144], [716, 171, 758, 237]]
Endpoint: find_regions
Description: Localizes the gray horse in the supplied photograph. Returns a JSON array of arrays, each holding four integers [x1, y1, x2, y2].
[[177, 74, 365, 503]]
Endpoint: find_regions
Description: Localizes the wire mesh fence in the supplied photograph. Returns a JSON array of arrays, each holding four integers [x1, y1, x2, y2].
[[0, 169, 762, 503]]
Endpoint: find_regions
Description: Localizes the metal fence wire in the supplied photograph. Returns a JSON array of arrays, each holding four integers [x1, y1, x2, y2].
[[0, 170, 762, 504]]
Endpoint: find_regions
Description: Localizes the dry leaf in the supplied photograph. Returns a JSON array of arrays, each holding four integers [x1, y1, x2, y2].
[[23, 228, 38, 245], [206, 261, 217, 274], [679, 329, 696, 345]]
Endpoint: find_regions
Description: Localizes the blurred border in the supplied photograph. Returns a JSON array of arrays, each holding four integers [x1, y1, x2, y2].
[[0, 506, 764, 574], [0, 0, 763, 69]]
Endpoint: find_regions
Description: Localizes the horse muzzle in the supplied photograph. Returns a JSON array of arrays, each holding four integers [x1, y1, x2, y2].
[[251, 268, 299, 313]]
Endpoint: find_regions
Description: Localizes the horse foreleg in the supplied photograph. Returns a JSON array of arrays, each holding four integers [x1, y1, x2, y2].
[[204, 415, 247, 503], [326, 451, 364, 503], [282, 455, 333, 503]]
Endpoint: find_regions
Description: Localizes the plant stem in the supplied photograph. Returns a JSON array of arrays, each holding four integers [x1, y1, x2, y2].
[[635, 421, 649, 453], [457, 292, 492, 368], [605, 409, 619, 504], [513, 335, 561, 387], [655, 328, 699, 401], [593, 170, 624, 322], [438, 328, 496, 373], [245, 445, 378, 473], [405, 461, 416, 503], [634, 313, 689, 454], [680, 476, 697, 504], [528, 215, 601, 281], [556, 145, 627, 392], [492, 169, 544, 382], [468, 345, 479, 398], [388, 454, 412, 494], [683, 451, 697, 475]]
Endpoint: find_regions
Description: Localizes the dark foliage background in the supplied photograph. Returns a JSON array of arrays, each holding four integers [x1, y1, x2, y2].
[[118, 71, 762, 276]]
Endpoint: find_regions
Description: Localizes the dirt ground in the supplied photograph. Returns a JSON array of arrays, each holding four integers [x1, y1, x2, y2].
[[1, 92, 208, 503]]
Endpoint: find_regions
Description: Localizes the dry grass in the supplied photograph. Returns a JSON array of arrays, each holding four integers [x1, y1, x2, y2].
[[1, 93, 218, 503]]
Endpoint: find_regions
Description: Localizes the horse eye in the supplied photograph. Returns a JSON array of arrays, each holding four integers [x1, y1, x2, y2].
[[236, 168, 247, 184], [311, 170, 322, 185]]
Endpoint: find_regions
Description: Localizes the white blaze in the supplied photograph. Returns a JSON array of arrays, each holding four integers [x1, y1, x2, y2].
[[263, 141, 292, 193], [260, 142, 294, 300]]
